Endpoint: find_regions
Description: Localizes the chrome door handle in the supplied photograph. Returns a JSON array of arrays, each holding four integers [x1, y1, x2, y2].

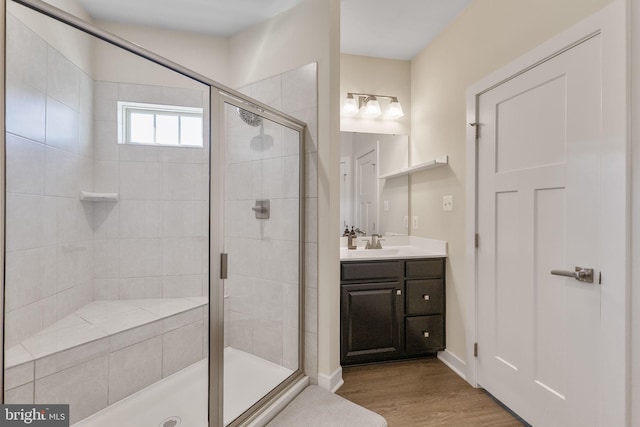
[[550, 266, 594, 283]]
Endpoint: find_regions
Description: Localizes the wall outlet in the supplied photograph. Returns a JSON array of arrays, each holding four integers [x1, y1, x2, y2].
[[443, 195, 453, 211], [412, 216, 419, 229], [383, 200, 389, 211]]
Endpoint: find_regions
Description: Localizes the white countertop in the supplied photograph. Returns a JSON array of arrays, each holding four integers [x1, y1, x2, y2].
[[340, 236, 447, 261]]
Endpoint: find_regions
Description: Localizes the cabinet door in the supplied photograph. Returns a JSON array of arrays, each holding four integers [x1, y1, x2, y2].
[[341, 281, 403, 365]]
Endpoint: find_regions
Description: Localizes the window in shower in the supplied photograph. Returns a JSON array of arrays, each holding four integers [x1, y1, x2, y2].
[[118, 101, 204, 147]]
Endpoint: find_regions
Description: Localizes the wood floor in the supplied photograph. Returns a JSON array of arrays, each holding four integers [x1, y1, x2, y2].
[[336, 357, 524, 427]]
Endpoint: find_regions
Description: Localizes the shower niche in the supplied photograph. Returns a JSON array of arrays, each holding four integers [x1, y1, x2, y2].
[[3, 2, 306, 426]]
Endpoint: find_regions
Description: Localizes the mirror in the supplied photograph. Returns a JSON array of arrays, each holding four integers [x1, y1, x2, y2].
[[340, 132, 409, 237]]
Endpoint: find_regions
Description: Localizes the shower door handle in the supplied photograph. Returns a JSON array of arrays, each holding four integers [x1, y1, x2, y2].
[[220, 253, 228, 279]]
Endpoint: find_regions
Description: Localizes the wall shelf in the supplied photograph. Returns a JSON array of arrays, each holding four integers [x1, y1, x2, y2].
[[378, 155, 448, 180], [80, 191, 119, 202]]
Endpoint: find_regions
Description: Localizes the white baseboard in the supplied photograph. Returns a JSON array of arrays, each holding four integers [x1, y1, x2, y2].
[[318, 366, 344, 393], [438, 349, 467, 382]]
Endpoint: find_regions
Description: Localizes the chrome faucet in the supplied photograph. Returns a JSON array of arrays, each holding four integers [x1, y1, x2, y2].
[[365, 234, 383, 249]]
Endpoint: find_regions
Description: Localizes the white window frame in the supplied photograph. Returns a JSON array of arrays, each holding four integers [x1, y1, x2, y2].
[[117, 101, 204, 147]]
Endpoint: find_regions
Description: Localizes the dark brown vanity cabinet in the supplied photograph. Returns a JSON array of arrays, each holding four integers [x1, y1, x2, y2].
[[340, 258, 446, 365]]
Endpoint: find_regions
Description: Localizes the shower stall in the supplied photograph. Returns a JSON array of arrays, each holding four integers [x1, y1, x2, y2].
[[2, 0, 308, 425]]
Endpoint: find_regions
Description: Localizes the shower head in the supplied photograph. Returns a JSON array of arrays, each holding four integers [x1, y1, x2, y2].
[[237, 106, 263, 127]]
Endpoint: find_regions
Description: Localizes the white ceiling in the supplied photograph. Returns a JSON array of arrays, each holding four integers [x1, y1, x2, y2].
[[78, 0, 308, 37], [341, 0, 472, 60], [78, 0, 472, 60]]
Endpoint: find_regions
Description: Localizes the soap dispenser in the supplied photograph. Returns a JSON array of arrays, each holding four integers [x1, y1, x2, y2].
[[348, 226, 357, 250]]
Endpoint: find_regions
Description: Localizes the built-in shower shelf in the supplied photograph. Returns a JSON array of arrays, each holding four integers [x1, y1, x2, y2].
[[79, 191, 119, 202], [5, 297, 208, 371]]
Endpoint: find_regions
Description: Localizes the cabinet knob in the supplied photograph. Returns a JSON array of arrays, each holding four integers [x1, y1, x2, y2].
[[422, 294, 430, 301], [396, 289, 402, 296], [422, 331, 430, 338]]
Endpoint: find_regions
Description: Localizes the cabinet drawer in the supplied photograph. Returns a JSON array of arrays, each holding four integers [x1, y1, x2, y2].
[[406, 259, 444, 278], [405, 315, 444, 355], [341, 261, 403, 282], [406, 279, 444, 315]]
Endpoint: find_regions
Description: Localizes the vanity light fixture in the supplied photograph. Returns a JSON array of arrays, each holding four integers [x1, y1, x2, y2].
[[341, 92, 405, 120]]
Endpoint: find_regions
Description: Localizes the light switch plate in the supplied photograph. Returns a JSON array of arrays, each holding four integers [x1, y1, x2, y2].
[[443, 195, 453, 211]]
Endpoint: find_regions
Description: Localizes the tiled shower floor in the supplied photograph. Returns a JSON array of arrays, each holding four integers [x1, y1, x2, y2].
[[6, 297, 208, 368]]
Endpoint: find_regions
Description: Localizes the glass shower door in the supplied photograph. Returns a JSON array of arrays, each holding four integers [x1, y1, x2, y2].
[[4, 2, 210, 426], [221, 98, 303, 425]]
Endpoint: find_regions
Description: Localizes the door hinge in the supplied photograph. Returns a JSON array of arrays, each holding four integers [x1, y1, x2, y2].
[[475, 233, 479, 248], [474, 342, 478, 358], [220, 253, 228, 279], [470, 122, 480, 139]]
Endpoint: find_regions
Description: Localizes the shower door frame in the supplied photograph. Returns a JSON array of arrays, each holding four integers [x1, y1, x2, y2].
[[2, 1, 308, 425], [214, 93, 306, 427]]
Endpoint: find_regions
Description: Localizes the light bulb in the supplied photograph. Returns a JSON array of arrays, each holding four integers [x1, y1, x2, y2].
[[361, 96, 382, 118], [342, 94, 358, 117], [385, 99, 404, 119]]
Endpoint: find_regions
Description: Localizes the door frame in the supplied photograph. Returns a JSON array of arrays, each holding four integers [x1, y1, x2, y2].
[[464, 1, 629, 424], [340, 156, 352, 231], [354, 147, 377, 234]]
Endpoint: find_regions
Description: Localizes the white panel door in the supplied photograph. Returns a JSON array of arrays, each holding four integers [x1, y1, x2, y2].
[[477, 34, 604, 426], [356, 149, 377, 234]]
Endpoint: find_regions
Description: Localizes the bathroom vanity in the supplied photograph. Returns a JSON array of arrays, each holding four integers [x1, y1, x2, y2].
[[340, 238, 447, 365]]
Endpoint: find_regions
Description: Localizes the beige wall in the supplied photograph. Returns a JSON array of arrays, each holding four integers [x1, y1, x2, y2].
[[229, 0, 341, 386], [340, 54, 411, 135], [410, 0, 614, 372], [95, 21, 230, 85]]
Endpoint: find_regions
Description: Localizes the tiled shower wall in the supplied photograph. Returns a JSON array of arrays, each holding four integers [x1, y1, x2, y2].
[[91, 80, 209, 302], [4, 14, 210, 347], [5, 14, 95, 348], [227, 63, 318, 380]]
